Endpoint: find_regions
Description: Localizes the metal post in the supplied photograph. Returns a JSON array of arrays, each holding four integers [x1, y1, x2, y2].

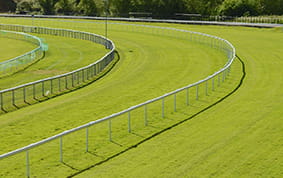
[[31, 14, 34, 27], [144, 105, 148, 126], [60, 136, 63, 162], [128, 111, 131, 133], [58, 78, 61, 92], [65, 76, 68, 89], [196, 85, 199, 100], [86, 69, 89, 80], [108, 119, 112, 141], [93, 65, 96, 76], [12, 90, 15, 106], [162, 98, 165, 118], [77, 72, 80, 85], [82, 70, 85, 82], [33, 84, 36, 100], [23, 87, 26, 103], [26, 150, 30, 178], [0, 93, 3, 111], [86, 127, 89, 152], [42, 82, 44, 96], [212, 78, 215, 91], [174, 94, 177, 112], [104, 0, 108, 49], [206, 81, 208, 96], [186, 88, 189, 106], [50, 79, 53, 94], [72, 73, 74, 87], [218, 74, 220, 86], [222, 71, 225, 82]]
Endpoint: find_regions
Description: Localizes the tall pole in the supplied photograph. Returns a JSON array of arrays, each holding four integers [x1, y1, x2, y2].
[[104, 0, 108, 49]]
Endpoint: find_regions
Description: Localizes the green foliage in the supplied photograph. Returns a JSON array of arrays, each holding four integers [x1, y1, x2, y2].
[[16, 0, 41, 14], [11, 0, 283, 16], [38, 0, 59, 14], [0, 0, 16, 12], [77, 0, 98, 16], [55, 0, 76, 15], [218, 0, 260, 16], [260, 0, 283, 15], [112, 0, 132, 17]]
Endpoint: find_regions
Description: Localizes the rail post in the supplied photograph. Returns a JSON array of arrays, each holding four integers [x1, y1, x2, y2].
[[196, 85, 199, 100], [0, 93, 3, 111], [23, 87, 26, 103], [186, 88, 189, 106], [33, 84, 36, 100], [212, 77, 215, 91], [144, 105, 148, 126], [206, 81, 208, 96], [174, 94, 177, 112], [108, 119, 112, 142], [60, 136, 63, 163], [162, 98, 165, 118], [26, 150, 30, 178], [128, 111, 131, 133], [86, 127, 89, 152]]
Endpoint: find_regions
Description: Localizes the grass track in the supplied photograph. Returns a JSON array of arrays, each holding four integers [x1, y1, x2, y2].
[[0, 19, 233, 177], [76, 25, 283, 177], [0, 28, 226, 153], [0, 37, 36, 62], [0, 34, 108, 90]]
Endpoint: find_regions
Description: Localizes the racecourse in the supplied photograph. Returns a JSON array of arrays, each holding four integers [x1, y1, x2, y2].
[[0, 17, 282, 177], [0, 37, 36, 63], [77, 25, 283, 177], [0, 34, 107, 90]]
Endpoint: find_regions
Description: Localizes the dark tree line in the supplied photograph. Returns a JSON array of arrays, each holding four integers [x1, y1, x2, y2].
[[112, 0, 283, 17], [1, 0, 283, 17]]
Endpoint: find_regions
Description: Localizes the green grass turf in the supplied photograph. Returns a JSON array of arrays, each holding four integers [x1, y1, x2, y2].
[[0, 34, 108, 90], [0, 19, 232, 176], [0, 36, 37, 62], [76, 25, 283, 177]]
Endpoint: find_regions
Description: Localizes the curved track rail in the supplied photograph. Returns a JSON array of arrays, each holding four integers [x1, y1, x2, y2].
[[0, 24, 116, 113], [0, 21, 236, 177], [0, 30, 45, 77]]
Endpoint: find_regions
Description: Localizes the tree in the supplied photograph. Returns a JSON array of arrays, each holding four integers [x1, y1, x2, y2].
[[78, 0, 97, 16], [112, 0, 132, 17], [152, 0, 187, 18], [38, 0, 59, 14], [260, 0, 283, 15], [16, 0, 41, 14], [218, 0, 260, 16], [0, 0, 16, 12], [55, 0, 75, 15]]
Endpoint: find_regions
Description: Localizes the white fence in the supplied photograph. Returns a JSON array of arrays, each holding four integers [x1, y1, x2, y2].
[[0, 30, 45, 77], [0, 21, 235, 177], [0, 24, 116, 113]]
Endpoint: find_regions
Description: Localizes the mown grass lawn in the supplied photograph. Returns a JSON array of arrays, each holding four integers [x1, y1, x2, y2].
[[76, 25, 283, 177], [0, 18, 230, 177], [1, 18, 280, 177], [0, 36, 36, 63], [0, 34, 108, 90]]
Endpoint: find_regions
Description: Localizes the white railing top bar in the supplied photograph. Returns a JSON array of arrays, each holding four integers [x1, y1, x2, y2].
[[0, 30, 43, 65], [0, 21, 235, 159], [0, 24, 115, 94], [0, 14, 282, 28]]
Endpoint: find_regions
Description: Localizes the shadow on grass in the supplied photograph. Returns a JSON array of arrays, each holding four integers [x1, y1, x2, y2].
[[68, 55, 246, 177], [0, 51, 120, 115]]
